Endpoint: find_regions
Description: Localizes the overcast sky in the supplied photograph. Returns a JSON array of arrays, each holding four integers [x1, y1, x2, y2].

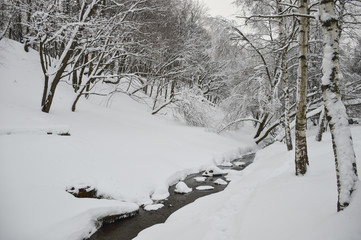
[[200, 0, 238, 19]]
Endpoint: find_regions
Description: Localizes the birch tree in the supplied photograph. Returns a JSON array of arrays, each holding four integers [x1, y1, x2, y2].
[[319, 0, 358, 211], [294, 0, 310, 175]]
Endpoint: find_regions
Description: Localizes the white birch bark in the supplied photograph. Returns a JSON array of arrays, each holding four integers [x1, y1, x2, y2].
[[295, 0, 309, 175], [284, 60, 293, 151], [277, 0, 293, 151], [319, 0, 358, 211]]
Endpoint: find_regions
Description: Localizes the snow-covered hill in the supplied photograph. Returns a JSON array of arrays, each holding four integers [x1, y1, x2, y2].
[[0, 38, 256, 240]]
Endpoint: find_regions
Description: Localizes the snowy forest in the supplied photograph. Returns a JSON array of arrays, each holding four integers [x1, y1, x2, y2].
[[0, 0, 361, 240]]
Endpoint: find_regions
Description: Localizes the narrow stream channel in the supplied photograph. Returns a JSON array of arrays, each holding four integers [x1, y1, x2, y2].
[[88, 153, 255, 240]]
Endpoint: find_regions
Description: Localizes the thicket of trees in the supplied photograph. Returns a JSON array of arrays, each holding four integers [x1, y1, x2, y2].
[[1, 0, 360, 211], [0, 0, 234, 118]]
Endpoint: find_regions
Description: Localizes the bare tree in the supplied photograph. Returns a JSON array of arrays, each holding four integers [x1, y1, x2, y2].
[[34, 0, 103, 113]]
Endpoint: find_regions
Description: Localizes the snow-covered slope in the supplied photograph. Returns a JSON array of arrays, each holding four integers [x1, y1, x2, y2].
[[0, 38, 256, 240], [135, 127, 361, 240]]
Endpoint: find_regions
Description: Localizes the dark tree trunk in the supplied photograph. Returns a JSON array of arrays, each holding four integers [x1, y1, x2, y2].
[[41, 39, 76, 113], [72, 83, 88, 112], [254, 113, 269, 139], [315, 108, 326, 142]]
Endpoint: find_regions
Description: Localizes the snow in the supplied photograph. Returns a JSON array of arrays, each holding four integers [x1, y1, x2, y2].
[[2, 37, 360, 240], [134, 127, 361, 240], [0, 38, 256, 240], [219, 161, 233, 167], [194, 177, 207, 182], [196, 186, 215, 190], [144, 204, 164, 211], [233, 161, 246, 166], [214, 178, 228, 185], [174, 182, 192, 194], [321, 44, 334, 86]]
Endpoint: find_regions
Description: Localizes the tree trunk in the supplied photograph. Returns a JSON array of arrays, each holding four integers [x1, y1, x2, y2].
[[150, 80, 155, 97], [72, 69, 79, 92], [284, 60, 293, 151], [72, 83, 88, 112], [295, 0, 309, 175], [39, 40, 49, 108], [152, 82, 162, 110], [319, 0, 358, 211], [170, 80, 176, 98], [41, 35, 77, 113], [315, 107, 326, 142], [164, 80, 168, 101], [277, 0, 293, 151], [254, 113, 269, 139]]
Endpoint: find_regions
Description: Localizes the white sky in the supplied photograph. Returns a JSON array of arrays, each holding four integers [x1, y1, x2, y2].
[[200, 0, 238, 19]]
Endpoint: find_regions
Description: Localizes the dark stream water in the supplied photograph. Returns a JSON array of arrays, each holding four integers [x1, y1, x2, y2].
[[88, 153, 255, 240]]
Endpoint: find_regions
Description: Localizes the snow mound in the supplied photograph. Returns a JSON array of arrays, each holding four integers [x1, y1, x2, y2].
[[144, 204, 164, 211], [194, 177, 207, 182], [219, 162, 233, 167], [196, 186, 214, 190], [174, 181, 192, 194], [233, 161, 246, 166], [214, 179, 228, 185]]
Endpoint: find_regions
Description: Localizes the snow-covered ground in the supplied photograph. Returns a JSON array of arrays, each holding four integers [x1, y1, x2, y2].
[[1, 38, 360, 240], [135, 128, 361, 240], [0, 39, 256, 240]]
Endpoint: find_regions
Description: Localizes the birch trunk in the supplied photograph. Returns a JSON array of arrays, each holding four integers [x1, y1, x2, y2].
[[284, 60, 293, 151], [277, 0, 293, 151], [319, 0, 358, 211], [295, 0, 309, 175]]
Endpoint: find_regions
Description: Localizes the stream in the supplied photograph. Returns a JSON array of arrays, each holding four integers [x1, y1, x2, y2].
[[88, 153, 255, 240]]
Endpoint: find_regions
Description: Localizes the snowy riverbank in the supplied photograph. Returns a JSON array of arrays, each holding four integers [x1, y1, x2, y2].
[[135, 126, 361, 240], [0, 39, 256, 240]]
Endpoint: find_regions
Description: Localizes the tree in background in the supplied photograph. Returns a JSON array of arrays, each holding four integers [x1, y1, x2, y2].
[[294, 0, 310, 175], [230, 0, 306, 148]]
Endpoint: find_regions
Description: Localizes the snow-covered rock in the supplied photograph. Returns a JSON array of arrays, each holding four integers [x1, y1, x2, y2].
[[202, 166, 226, 177], [233, 161, 246, 166], [194, 177, 207, 182], [219, 162, 233, 167], [196, 186, 214, 190], [144, 204, 164, 211], [174, 181, 192, 194], [214, 179, 228, 185]]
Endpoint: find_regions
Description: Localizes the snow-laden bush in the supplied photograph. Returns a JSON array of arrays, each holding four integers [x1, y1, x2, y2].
[[174, 88, 220, 128]]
